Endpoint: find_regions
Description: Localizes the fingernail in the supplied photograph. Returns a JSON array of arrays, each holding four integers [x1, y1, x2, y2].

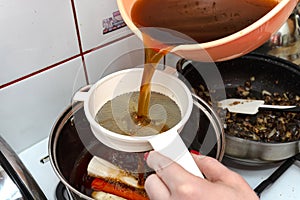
[[144, 152, 149, 161], [197, 155, 206, 160], [191, 151, 206, 160]]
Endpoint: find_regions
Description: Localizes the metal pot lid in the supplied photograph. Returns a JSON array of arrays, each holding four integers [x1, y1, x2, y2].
[[48, 93, 225, 199]]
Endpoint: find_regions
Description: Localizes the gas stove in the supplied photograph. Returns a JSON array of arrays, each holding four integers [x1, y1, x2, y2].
[[17, 136, 300, 200], [18, 138, 59, 199]]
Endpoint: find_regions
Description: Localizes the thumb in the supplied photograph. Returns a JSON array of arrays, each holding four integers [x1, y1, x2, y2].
[[192, 154, 232, 182]]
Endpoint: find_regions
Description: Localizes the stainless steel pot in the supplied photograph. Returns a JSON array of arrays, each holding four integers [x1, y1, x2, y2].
[[48, 91, 225, 199], [225, 135, 300, 164], [256, 2, 300, 64]]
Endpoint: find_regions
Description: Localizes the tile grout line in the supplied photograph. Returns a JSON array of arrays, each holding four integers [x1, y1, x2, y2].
[[70, 0, 90, 85], [0, 4, 134, 91], [0, 54, 81, 90], [83, 33, 134, 55], [0, 33, 133, 90]]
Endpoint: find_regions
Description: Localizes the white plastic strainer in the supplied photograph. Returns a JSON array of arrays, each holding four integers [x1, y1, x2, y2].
[[73, 68, 203, 177]]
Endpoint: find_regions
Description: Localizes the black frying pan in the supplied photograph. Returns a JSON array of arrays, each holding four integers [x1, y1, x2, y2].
[[177, 52, 300, 97], [176, 52, 300, 164]]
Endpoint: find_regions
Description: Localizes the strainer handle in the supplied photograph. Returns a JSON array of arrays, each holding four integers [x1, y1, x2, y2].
[[73, 85, 92, 102], [148, 130, 203, 178]]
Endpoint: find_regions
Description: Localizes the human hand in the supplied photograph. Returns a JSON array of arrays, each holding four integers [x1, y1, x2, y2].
[[144, 151, 259, 200]]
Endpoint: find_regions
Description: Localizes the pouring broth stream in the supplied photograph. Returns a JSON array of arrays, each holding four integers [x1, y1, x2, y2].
[[133, 0, 278, 123]]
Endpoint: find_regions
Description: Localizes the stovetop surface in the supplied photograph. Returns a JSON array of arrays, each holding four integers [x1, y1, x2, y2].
[[19, 138, 59, 200], [17, 137, 300, 200]]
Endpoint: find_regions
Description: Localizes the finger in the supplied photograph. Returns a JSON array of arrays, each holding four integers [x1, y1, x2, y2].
[[146, 151, 195, 190], [144, 174, 171, 200], [192, 154, 232, 182]]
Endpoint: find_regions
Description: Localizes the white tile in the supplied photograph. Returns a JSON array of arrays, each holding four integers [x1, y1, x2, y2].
[[74, 0, 132, 51], [0, 58, 86, 153], [84, 35, 145, 83], [0, 0, 79, 85]]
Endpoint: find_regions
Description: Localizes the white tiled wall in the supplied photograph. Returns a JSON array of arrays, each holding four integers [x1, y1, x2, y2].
[[0, 0, 143, 153], [85, 35, 145, 83], [0, 0, 79, 86], [74, 0, 132, 51], [0, 58, 86, 152]]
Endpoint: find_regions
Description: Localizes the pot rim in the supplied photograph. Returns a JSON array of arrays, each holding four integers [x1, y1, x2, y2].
[[48, 97, 225, 198], [48, 102, 94, 200]]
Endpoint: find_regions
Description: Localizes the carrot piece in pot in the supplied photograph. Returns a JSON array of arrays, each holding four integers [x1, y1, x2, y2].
[[91, 178, 149, 200]]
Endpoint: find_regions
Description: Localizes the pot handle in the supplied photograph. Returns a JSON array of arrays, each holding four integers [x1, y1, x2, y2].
[[73, 85, 92, 102], [147, 130, 203, 178], [0, 136, 47, 200]]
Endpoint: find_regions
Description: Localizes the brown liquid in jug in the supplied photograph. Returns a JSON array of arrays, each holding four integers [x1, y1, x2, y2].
[[131, 0, 278, 43]]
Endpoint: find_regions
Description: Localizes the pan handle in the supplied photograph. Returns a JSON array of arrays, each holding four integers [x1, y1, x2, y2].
[[254, 153, 300, 197], [259, 105, 300, 112], [0, 136, 47, 200]]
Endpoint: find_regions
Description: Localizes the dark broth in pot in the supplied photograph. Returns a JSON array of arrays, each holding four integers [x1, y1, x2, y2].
[[69, 147, 151, 199]]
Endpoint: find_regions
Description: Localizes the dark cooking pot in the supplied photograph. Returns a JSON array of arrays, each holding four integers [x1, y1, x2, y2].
[[177, 52, 300, 164], [49, 92, 225, 199]]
